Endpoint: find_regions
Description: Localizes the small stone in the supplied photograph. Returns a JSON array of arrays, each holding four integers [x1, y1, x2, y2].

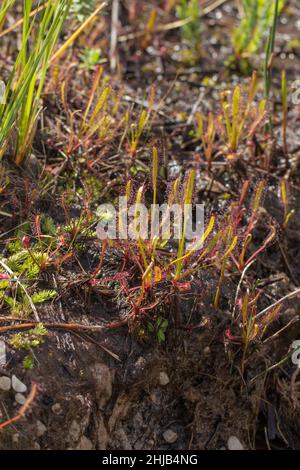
[[132, 411, 144, 428], [203, 346, 211, 356], [0, 376, 11, 391], [150, 391, 160, 405], [15, 393, 26, 405], [163, 429, 178, 444], [97, 414, 108, 450], [12, 375, 27, 393], [69, 420, 81, 443], [184, 387, 201, 402], [76, 436, 93, 450], [227, 436, 244, 450], [12, 433, 19, 444], [135, 356, 146, 370], [159, 371, 170, 386], [114, 428, 132, 450], [36, 420, 47, 437], [51, 403, 62, 415], [92, 363, 114, 408]]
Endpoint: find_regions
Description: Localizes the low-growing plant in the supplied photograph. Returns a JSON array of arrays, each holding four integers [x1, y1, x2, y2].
[[0, 216, 69, 317], [123, 87, 155, 157], [0, 246, 57, 317], [147, 317, 169, 343], [176, 0, 201, 48], [218, 72, 267, 159], [69, 0, 95, 22], [9, 323, 48, 369], [238, 289, 282, 373], [80, 47, 106, 70], [195, 111, 216, 171], [233, 0, 285, 60], [62, 66, 122, 154], [194, 73, 267, 164], [94, 148, 275, 324], [280, 179, 295, 230], [229, 180, 276, 272]]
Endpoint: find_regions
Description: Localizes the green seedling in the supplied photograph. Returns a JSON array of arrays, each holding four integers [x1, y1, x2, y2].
[[239, 289, 282, 373], [69, 0, 95, 22], [0, 246, 56, 317], [280, 179, 295, 229], [176, 0, 201, 48], [218, 72, 267, 159], [230, 180, 276, 271], [148, 317, 169, 343], [124, 88, 155, 157], [66, 66, 122, 148], [80, 48, 107, 70], [195, 111, 216, 171], [233, 0, 285, 60], [9, 323, 48, 369], [174, 169, 195, 280]]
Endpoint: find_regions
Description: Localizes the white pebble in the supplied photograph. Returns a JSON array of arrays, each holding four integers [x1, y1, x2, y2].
[[36, 420, 47, 437], [12, 375, 27, 393], [163, 429, 178, 444], [227, 436, 244, 450], [159, 371, 170, 386], [15, 393, 26, 405], [0, 376, 11, 391]]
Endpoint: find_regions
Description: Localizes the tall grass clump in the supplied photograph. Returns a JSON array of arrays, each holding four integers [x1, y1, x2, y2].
[[233, 0, 285, 60], [0, 0, 72, 165], [175, 0, 201, 59]]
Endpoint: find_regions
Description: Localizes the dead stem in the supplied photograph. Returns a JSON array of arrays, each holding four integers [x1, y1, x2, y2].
[[0, 318, 128, 334], [256, 287, 300, 320], [110, 0, 120, 72], [0, 383, 38, 430]]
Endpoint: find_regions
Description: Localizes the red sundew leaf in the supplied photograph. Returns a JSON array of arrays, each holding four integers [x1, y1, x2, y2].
[[225, 328, 242, 344], [21, 235, 30, 248], [90, 272, 130, 285], [0, 273, 10, 280], [173, 281, 192, 293]]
